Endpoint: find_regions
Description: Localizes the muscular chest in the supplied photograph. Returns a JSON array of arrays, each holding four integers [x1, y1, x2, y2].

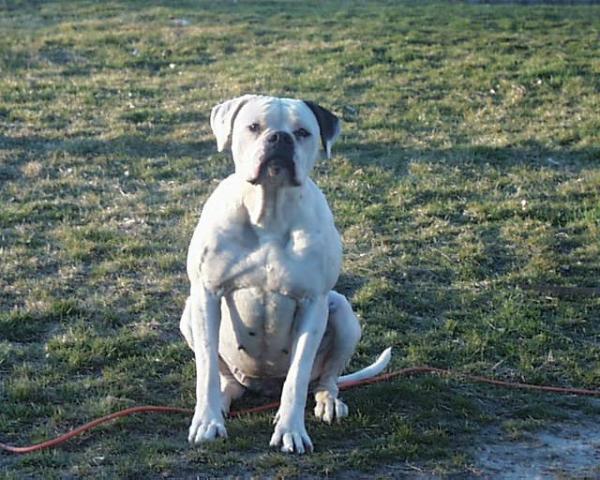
[[201, 226, 332, 298]]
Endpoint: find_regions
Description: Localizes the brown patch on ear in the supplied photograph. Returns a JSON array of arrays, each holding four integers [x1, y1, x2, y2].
[[303, 100, 341, 159]]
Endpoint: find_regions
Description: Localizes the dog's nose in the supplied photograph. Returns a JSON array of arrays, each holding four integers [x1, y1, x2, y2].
[[266, 131, 293, 145]]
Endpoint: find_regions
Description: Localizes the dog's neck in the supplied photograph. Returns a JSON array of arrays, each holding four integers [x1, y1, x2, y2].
[[242, 181, 300, 233]]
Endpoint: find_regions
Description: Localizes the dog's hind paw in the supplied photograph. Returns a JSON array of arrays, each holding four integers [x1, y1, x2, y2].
[[314, 390, 348, 424], [188, 408, 227, 445]]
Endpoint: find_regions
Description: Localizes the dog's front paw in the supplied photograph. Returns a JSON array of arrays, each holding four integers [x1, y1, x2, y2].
[[269, 412, 313, 454], [188, 408, 227, 445], [314, 390, 348, 424]]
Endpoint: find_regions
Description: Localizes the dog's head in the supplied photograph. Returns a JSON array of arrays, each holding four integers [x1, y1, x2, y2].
[[210, 95, 341, 186]]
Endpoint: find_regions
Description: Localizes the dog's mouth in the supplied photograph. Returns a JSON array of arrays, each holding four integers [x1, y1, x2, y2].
[[266, 162, 283, 177], [249, 156, 300, 186]]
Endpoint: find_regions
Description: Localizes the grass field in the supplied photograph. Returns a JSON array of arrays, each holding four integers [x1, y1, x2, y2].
[[1, 0, 600, 478]]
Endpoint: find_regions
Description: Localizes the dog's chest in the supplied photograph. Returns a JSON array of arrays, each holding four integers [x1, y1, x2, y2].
[[202, 227, 327, 380], [203, 225, 326, 298]]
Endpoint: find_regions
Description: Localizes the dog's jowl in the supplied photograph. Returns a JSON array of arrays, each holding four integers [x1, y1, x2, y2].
[[180, 95, 391, 454]]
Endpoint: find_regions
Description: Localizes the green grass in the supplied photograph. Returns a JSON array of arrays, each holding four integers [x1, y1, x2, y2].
[[1, 0, 600, 477]]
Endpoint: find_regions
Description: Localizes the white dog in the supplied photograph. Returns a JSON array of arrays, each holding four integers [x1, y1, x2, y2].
[[180, 95, 391, 454]]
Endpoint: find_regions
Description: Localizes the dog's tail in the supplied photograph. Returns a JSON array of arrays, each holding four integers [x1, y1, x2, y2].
[[337, 347, 392, 384]]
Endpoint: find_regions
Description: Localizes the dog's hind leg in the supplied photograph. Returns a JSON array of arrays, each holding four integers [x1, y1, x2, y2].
[[312, 291, 361, 424]]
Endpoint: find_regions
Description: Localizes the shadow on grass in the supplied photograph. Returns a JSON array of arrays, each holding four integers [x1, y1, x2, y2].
[[0, 134, 212, 163], [329, 140, 600, 368], [0, 131, 212, 337], [2, 129, 598, 359], [340, 139, 600, 173]]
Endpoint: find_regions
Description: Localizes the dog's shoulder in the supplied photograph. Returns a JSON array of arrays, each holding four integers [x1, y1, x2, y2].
[[186, 175, 246, 280], [299, 178, 337, 230], [202, 174, 245, 219]]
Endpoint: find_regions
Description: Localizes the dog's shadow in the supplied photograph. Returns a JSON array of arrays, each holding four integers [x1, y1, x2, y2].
[[334, 272, 367, 299]]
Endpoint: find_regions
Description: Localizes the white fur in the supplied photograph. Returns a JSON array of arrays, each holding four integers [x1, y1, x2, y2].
[[180, 95, 391, 453]]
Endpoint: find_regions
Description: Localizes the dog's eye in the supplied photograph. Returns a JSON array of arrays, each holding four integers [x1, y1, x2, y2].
[[294, 128, 311, 139], [248, 123, 261, 133]]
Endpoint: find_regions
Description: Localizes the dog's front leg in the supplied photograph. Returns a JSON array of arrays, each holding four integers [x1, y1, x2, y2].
[[270, 295, 328, 454], [188, 284, 227, 444]]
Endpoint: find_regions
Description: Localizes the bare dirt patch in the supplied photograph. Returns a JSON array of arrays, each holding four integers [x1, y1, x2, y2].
[[474, 419, 600, 478]]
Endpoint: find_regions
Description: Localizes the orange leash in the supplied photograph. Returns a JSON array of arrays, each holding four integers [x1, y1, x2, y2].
[[2, 366, 599, 454]]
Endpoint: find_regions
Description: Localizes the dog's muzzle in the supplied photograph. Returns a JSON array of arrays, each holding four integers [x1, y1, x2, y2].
[[250, 131, 300, 186]]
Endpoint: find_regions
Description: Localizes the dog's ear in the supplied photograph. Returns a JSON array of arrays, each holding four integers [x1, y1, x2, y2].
[[303, 101, 341, 159], [210, 95, 257, 152]]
